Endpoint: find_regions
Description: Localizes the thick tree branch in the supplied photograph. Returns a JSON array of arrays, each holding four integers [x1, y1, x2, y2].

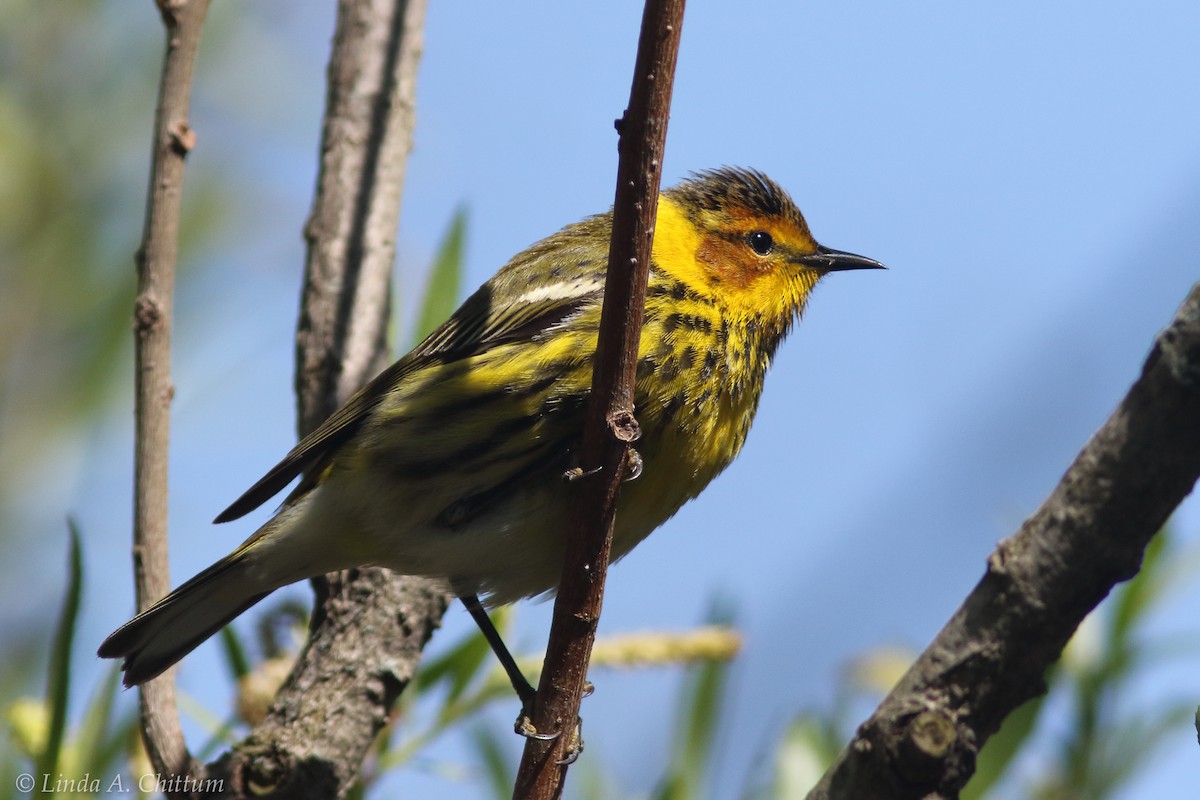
[[293, 0, 423, 425], [205, 1, 445, 798], [512, 1, 686, 797], [808, 283, 1200, 800], [131, 0, 211, 789]]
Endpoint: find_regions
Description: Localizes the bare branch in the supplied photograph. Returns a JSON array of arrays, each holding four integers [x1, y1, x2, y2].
[[807, 283, 1200, 800], [512, 1, 687, 796], [294, 0, 424, 424], [132, 0, 211, 787], [208, 1, 448, 797]]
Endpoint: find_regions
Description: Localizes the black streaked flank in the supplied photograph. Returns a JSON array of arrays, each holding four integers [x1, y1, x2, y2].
[[417, 373, 559, 420], [378, 409, 546, 480], [446, 438, 547, 478], [657, 356, 680, 382], [662, 312, 714, 335], [434, 443, 571, 531], [660, 393, 684, 424], [636, 356, 659, 382], [646, 278, 701, 305]]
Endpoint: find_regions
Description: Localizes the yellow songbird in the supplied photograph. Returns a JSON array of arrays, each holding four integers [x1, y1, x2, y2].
[[100, 167, 883, 706]]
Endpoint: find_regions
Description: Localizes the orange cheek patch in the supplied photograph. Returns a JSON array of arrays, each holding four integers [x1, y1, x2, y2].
[[695, 234, 762, 290]]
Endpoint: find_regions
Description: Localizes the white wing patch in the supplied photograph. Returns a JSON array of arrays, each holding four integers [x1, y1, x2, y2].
[[514, 276, 603, 307]]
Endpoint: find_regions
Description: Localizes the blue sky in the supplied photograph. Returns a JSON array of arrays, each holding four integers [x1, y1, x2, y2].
[[9, 1, 1200, 797]]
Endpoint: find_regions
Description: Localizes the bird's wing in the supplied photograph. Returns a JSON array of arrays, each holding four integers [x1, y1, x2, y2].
[[214, 274, 603, 523]]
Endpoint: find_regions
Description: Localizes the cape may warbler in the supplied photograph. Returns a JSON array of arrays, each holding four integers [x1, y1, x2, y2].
[[100, 167, 883, 694]]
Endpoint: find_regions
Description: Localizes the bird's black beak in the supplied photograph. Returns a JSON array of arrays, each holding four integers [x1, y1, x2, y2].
[[798, 245, 886, 272]]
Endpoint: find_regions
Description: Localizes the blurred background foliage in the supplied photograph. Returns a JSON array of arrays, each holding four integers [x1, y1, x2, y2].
[[0, 0, 162, 729], [0, 0, 230, 634], [0, 0, 228, 524], [0, 2, 228, 787], [3, 1, 1199, 799]]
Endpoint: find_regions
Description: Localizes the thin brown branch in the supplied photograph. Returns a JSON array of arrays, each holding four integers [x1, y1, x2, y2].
[[131, 0, 211, 789], [807, 283, 1200, 800], [209, 1, 447, 797], [512, 1, 687, 797]]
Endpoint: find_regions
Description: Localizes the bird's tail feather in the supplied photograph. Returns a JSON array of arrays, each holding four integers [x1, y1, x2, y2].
[[98, 550, 269, 687]]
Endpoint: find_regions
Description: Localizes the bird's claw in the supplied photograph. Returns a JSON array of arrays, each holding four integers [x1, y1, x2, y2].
[[562, 464, 602, 482], [515, 712, 561, 741], [513, 683, 590, 760], [623, 448, 643, 481], [554, 716, 585, 765], [563, 448, 641, 483]]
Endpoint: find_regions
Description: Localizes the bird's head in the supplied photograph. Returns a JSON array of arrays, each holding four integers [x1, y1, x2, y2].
[[653, 167, 883, 325]]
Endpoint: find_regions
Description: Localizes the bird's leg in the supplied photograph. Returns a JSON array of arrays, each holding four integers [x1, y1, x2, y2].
[[458, 593, 559, 741]]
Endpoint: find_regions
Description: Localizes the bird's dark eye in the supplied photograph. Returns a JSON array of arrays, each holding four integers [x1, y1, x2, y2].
[[747, 230, 774, 256]]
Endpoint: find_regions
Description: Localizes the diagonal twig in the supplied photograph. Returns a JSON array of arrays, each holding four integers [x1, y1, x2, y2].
[[131, 0, 211, 788], [512, 1, 687, 797], [807, 283, 1200, 799]]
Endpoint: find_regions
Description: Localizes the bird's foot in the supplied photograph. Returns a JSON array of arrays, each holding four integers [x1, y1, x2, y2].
[[513, 685, 591, 762]]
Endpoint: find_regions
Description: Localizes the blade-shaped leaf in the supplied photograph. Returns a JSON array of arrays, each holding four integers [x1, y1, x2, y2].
[[413, 207, 467, 344], [469, 724, 514, 799], [219, 625, 250, 680], [73, 665, 122, 773], [961, 692, 1047, 800], [416, 605, 509, 704], [35, 520, 83, 789], [654, 603, 736, 800]]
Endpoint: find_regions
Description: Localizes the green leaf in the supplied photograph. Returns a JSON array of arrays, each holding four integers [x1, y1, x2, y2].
[[1096, 703, 1197, 794], [469, 724, 514, 799], [1109, 526, 1169, 644], [962, 691, 1047, 800], [415, 604, 508, 705], [412, 207, 467, 344], [34, 520, 83, 793], [654, 603, 735, 800], [770, 715, 842, 799], [72, 665, 122, 773], [344, 782, 365, 800], [219, 625, 250, 681]]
